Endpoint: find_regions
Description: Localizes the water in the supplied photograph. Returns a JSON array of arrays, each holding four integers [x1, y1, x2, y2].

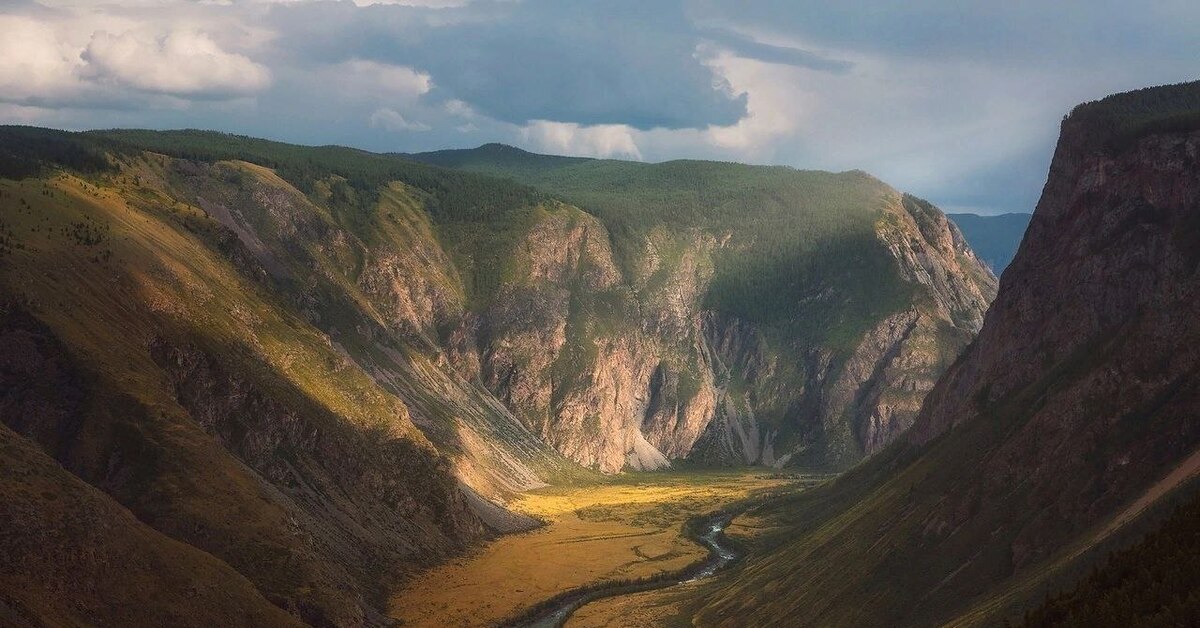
[[685, 517, 738, 580], [516, 514, 739, 628]]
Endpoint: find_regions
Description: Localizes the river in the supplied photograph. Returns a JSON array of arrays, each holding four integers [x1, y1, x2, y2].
[[514, 514, 740, 628]]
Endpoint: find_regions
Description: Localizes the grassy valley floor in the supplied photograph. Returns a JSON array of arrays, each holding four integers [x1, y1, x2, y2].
[[563, 509, 788, 628], [387, 470, 811, 627]]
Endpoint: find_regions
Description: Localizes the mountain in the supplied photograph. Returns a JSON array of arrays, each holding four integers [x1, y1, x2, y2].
[[947, 212, 1032, 273], [687, 80, 1200, 626], [0, 128, 573, 626], [410, 144, 997, 469], [0, 126, 992, 625]]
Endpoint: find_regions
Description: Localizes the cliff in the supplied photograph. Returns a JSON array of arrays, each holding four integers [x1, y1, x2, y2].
[[414, 148, 997, 471], [688, 80, 1200, 628]]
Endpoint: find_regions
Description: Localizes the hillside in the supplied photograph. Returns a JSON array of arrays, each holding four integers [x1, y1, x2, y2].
[[947, 212, 1032, 273], [672, 80, 1200, 627], [0, 127, 577, 626], [412, 144, 996, 469], [1022, 488, 1200, 627]]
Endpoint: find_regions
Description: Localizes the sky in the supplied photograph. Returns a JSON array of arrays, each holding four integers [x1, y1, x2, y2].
[[1, 1, 1197, 215]]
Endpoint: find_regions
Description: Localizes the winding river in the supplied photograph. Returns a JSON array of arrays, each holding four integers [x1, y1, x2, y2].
[[514, 514, 740, 628]]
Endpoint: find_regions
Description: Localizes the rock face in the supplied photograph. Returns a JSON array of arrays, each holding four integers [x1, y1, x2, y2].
[[454, 191, 994, 472], [914, 127, 1200, 450], [906, 109, 1200, 573], [694, 82, 1200, 628], [411, 148, 997, 471]]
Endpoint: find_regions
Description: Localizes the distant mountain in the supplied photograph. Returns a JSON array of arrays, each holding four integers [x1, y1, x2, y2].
[[692, 80, 1200, 626], [947, 212, 1032, 273]]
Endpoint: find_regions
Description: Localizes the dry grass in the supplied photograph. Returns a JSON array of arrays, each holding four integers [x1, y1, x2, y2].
[[563, 497, 803, 627], [566, 585, 692, 628], [387, 471, 793, 627]]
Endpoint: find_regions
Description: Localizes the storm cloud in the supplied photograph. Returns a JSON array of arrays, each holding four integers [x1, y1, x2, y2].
[[2, 0, 1198, 214]]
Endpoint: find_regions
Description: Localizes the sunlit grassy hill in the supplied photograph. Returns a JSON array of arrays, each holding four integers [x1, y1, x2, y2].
[[0, 126, 596, 625]]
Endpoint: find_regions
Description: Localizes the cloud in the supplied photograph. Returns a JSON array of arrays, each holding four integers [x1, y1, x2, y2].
[[370, 107, 431, 131], [351, 0, 469, 6], [697, 26, 853, 73], [2, 0, 1198, 215], [267, 0, 750, 130], [306, 59, 431, 104], [82, 29, 270, 97], [519, 120, 642, 159], [0, 5, 271, 106], [0, 14, 86, 103]]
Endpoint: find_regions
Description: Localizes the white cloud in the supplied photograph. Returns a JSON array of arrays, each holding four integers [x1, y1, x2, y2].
[[444, 99, 477, 118], [82, 29, 270, 97], [519, 121, 642, 159], [700, 51, 814, 156], [316, 59, 432, 101], [0, 15, 88, 102], [370, 107, 431, 132]]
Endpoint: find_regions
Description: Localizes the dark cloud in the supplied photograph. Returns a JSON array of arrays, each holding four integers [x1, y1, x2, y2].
[[3, 0, 1198, 216], [269, 0, 749, 130]]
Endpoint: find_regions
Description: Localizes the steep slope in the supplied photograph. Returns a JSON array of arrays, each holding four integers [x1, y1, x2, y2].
[[413, 146, 997, 470], [687, 81, 1200, 627], [0, 128, 580, 626], [1022, 487, 1200, 627], [947, 212, 1032, 272], [0, 422, 303, 628]]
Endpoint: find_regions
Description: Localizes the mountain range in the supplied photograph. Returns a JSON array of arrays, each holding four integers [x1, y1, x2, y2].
[[2, 78, 1199, 627], [0, 124, 991, 624]]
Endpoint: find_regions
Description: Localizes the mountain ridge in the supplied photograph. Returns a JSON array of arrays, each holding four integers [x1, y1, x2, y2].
[[408, 139, 996, 469]]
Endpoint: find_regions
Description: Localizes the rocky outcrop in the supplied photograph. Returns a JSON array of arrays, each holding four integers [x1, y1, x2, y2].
[[467, 208, 716, 472], [905, 119, 1200, 574], [913, 123, 1200, 448], [455, 188, 994, 472]]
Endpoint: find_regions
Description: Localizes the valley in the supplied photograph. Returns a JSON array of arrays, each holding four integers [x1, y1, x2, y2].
[[388, 470, 810, 627], [2, 80, 1200, 628]]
